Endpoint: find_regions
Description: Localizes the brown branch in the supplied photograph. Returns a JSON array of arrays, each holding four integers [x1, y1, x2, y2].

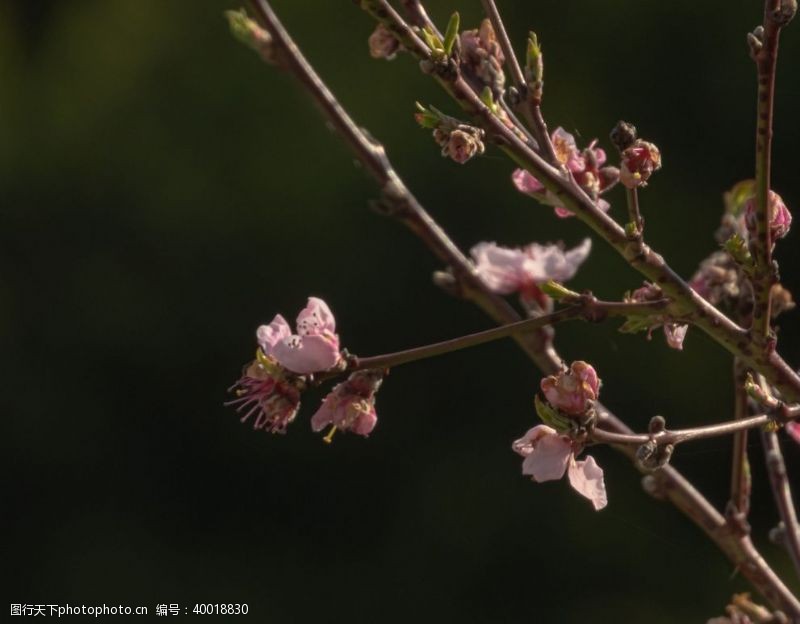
[[358, 0, 800, 408], [237, 2, 800, 615], [761, 428, 800, 580], [730, 359, 753, 519]]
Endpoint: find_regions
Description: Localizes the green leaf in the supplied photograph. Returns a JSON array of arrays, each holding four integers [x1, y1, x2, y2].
[[618, 316, 655, 334], [421, 26, 444, 52], [540, 280, 579, 301], [443, 12, 460, 56], [413, 102, 440, 129], [723, 179, 756, 216], [534, 395, 571, 432]]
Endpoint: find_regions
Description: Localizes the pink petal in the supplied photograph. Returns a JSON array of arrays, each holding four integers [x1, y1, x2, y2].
[[512, 424, 557, 456], [310, 398, 335, 432], [350, 407, 378, 436], [296, 297, 336, 336], [786, 422, 800, 445], [470, 242, 526, 294], [511, 169, 545, 195], [523, 238, 592, 283], [664, 323, 688, 350], [272, 333, 341, 374], [567, 455, 607, 510], [521, 432, 572, 482], [256, 314, 292, 357], [554, 206, 574, 219]]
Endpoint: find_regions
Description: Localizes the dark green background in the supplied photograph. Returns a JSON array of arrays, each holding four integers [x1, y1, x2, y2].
[[4, 1, 800, 621]]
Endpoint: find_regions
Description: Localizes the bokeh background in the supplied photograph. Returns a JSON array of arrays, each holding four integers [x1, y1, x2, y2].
[[4, 0, 800, 621]]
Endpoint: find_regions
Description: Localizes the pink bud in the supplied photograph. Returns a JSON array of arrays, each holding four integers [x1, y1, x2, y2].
[[540, 361, 600, 415], [311, 370, 384, 437], [620, 140, 662, 189], [745, 190, 792, 240], [368, 24, 400, 60]]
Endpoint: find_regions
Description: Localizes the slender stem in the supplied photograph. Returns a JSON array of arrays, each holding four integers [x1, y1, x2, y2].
[[750, 1, 785, 345], [761, 428, 800, 580], [625, 187, 643, 235], [238, 4, 800, 613], [400, 0, 438, 32], [356, 306, 583, 370], [730, 359, 752, 518], [359, 0, 800, 406], [478, 0, 556, 162], [591, 413, 771, 447]]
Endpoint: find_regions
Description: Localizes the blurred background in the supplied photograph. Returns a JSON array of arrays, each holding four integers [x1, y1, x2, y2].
[[4, 0, 800, 621]]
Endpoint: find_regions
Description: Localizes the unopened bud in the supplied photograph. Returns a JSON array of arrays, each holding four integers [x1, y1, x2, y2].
[[745, 190, 792, 241], [369, 23, 400, 60], [540, 361, 600, 416], [610, 120, 637, 151], [226, 9, 276, 64]]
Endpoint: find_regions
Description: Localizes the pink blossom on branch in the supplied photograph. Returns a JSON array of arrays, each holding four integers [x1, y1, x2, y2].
[[311, 369, 384, 439], [540, 360, 600, 416], [226, 357, 302, 434], [744, 190, 792, 241], [262, 297, 342, 374], [470, 238, 591, 305], [511, 127, 617, 218], [512, 425, 608, 510], [619, 139, 661, 189]]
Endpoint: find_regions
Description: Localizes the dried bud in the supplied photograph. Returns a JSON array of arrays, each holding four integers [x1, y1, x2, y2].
[[771, 283, 795, 318], [745, 190, 792, 241], [620, 139, 662, 188], [610, 120, 637, 151], [689, 251, 745, 307], [441, 127, 485, 164], [460, 19, 505, 93], [368, 23, 400, 60], [540, 361, 600, 416]]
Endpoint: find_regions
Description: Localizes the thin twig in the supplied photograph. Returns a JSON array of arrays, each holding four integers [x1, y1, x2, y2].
[[591, 413, 772, 447], [730, 359, 752, 519], [750, 0, 787, 345], [238, 3, 800, 615], [761, 428, 800, 580]]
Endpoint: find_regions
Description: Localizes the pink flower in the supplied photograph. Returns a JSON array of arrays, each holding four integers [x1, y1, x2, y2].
[[470, 238, 591, 304], [512, 425, 608, 510], [620, 139, 661, 189], [511, 128, 615, 218], [745, 190, 792, 241], [260, 297, 342, 374], [226, 358, 301, 434], [540, 361, 600, 416], [786, 421, 800, 445], [311, 369, 384, 439]]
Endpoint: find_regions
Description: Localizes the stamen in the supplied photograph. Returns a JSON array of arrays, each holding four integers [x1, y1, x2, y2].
[[323, 425, 338, 444]]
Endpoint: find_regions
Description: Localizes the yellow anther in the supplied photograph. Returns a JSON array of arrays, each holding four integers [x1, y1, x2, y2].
[[323, 426, 338, 444]]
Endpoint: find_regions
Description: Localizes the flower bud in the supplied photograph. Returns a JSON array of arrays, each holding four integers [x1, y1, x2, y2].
[[620, 139, 661, 189], [368, 23, 400, 60], [540, 361, 600, 416], [441, 127, 485, 164], [745, 190, 792, 241], [610, 120, 637, 151]]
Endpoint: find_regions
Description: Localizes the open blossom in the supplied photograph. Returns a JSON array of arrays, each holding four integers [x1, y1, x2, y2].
[[540, 361, 600, 416], [226, 356, 302, 434], [512, 425, 608, 510], [744, 190, 792, 241], [511, 128, 617, 218], [311, 369, 384, 438], [259, 297, 341, 375], [620, 139, 661, 188], [470, 238, 591, 304]]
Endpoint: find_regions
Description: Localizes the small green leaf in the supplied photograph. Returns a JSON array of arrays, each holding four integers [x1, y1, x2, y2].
[[723, 179, 756, 216], [723, 233, 754, 269], [414, 102, 440, 128], [443, 12, 460, 56], [534, 395, 571, 432], [421, 26, 444, 52], [618, 316, 655, 334], [540, 280, 580, 301], [479, 86, 496, 112]]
